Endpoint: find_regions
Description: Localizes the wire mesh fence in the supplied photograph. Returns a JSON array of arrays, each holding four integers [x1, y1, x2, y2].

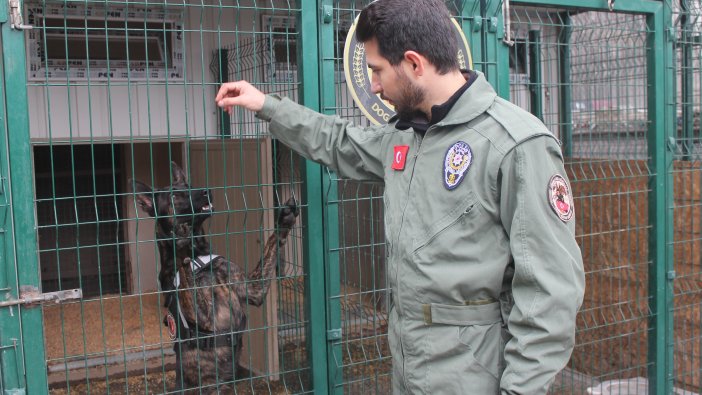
[[0, 0, 699, 394]]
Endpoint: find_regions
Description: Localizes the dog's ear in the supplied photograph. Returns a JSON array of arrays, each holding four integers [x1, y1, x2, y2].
[[171, 162, 187, 185], [131, 179, 156, 217]]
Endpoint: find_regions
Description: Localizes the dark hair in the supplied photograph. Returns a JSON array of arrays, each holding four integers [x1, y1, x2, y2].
[[356, 0, 459, 74]]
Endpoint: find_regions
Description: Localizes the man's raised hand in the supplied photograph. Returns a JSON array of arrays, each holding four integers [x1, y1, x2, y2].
[[215, 81, 266, 114]]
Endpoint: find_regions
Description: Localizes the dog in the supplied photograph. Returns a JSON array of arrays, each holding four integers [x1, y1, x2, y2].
[[132, 162, 298, 393]]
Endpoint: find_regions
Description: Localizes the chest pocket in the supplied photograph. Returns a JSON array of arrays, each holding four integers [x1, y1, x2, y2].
[[412, 189, 483, 254]]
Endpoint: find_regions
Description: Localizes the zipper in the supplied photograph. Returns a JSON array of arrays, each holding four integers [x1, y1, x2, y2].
[[392, 125, 436, 389], [413, 202, 475, 255]]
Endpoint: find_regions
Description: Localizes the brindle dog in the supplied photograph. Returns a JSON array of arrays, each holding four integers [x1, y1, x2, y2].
[[132, 162, 298, 393]]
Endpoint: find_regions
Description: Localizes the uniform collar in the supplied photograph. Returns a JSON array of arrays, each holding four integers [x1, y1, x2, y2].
[[430, 71, 477, 122], [436, 70, 497, 127], [392, 71, 496, 133]]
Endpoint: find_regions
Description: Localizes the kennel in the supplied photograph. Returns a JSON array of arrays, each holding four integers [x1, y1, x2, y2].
[[0, 0, 699, 394]]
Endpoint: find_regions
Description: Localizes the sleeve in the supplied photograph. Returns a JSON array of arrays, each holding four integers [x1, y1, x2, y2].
[[497, 136, 586, 395], [256, 94, 387, 182]]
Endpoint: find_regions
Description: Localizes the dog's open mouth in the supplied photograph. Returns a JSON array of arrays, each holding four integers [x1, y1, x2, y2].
[[201, 204, 213, 212]]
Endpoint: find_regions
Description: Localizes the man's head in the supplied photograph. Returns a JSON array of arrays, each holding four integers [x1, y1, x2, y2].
[[363, 37, 426, 120], [356, 0, 462, 119], [356, 0, 460, 75]]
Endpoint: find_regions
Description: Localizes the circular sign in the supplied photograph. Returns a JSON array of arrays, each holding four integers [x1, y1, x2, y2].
[[343, 16, 473, 125]]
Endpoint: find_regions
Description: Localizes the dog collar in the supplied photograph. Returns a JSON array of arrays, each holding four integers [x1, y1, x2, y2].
[[192, 254, 219, 271]]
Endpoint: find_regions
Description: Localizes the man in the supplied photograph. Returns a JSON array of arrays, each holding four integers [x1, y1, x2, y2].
[[215, 0, 585, 393]]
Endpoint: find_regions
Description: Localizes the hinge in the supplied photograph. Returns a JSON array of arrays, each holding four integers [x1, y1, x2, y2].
[[667, 27, 677, 43], [472, 16, 482, 32], [0, 287, 82, 308], [321, 5, 332, 24], [667, 136, 677, 152], [8, 0, 33, 30], [326, 328, 342, 341]]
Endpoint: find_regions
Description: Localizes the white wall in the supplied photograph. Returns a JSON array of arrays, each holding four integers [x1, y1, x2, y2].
[[27, 0, 298, 142]]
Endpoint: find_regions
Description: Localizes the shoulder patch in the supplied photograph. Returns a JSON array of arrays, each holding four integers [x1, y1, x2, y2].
[[547, 174, 574, 222]]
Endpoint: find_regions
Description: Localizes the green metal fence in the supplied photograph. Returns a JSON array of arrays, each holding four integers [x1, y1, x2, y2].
[[0, 0, 699, 394]]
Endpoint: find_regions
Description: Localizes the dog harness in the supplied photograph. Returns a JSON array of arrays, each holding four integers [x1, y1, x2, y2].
[[165, 254, 239, 350]]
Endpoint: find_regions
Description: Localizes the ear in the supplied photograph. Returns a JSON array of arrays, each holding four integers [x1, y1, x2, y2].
[[131, 179, 156, 217], [171, 162, 187, 185], [403, 51, 425, 77]]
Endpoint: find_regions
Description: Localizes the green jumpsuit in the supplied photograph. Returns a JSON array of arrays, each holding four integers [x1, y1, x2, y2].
[[257, 71, 585, 395]]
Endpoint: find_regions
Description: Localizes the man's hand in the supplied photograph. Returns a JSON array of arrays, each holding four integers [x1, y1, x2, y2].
[[215, 81, 266, 114]]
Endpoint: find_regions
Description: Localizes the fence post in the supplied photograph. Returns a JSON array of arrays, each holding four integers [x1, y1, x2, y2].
[[646, 4, 675, 395], [680, 0, 694, 162], [528, 30, 543, 121], [559, 12, 573, 157], [1, 4, 49, 393], [217, 48, 231, 137], [316, 1, 343, 393], [297, 2, 332, 394]]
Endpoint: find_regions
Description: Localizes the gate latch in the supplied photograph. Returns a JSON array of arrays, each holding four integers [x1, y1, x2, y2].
[[9, 0, 33, 30], [0, 287, 82, 308]]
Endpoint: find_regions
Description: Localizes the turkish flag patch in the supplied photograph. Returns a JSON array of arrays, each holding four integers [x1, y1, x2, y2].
[[392, 145, 409, 170]]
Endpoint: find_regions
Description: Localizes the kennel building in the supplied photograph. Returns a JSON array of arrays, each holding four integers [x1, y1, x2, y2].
[[0, 0, 700, 394]]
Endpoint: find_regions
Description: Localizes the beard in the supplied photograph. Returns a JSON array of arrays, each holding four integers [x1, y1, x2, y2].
[[392, 68, 426, 121]]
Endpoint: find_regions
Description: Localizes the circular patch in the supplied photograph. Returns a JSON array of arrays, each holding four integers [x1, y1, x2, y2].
[[165, 312, 177, 341], [343, 16, 473, 125], [548, 174, 574, 222], [444, 141, 473, 190]]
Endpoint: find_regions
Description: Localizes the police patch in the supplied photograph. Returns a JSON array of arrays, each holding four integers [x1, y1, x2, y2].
[[165, 312, 177, 341], [548, 174, 574, 222], [444, 141, 473, 190]]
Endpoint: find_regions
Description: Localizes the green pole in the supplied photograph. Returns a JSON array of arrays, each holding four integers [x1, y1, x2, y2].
[[0, 20, 22, 395], [528, 30, 543, 121], [559, 12, 573, 158], [680, 0, 693, 161], [298, 2, 331, 394], [1, 4, 49, 394], [646, 4, 674, 395], [217, 49, 231, 137], [317, 1, 342, 393]]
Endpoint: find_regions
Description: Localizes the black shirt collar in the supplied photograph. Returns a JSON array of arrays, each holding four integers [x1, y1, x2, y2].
[[394, 70, 477, 134]]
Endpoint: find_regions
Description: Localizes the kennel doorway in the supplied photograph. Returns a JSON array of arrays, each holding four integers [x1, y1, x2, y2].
[[34, 144, 126, 297]]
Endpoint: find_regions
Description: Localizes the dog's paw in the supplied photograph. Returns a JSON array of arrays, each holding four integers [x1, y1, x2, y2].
[[277, 197, 299, 229], [181, 257, 192, 268]]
